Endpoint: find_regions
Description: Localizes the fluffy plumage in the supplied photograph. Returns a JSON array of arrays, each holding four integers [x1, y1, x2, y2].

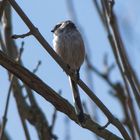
[[52, 20, 85, 71], [52, 20, 85, 124]]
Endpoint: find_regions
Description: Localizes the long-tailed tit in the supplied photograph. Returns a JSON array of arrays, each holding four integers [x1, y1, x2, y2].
[[51, 20, 85, 124]]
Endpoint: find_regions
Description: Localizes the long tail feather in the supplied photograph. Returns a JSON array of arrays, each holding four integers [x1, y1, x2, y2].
[[69, 76, 85, 124]]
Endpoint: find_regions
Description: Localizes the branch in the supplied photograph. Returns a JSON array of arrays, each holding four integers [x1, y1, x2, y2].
[[103, 0, 140, 109], [0, 50, 123, 140], [3, 3, 52, 139], [0, 76, 13, 140], [86, 55, 139, 139], [32, 60, 42, 74], [92, 0, 108, 31], [0, 0, 7, 21], [0, 124, 10, 140], [93, 2, 139, 138], [11, 31, 32, 39], [0, 46, 24, 140], [64, 117, 71, 140]]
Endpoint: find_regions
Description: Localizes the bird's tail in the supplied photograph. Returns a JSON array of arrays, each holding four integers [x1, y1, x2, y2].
[[69, 76, 85, 125]]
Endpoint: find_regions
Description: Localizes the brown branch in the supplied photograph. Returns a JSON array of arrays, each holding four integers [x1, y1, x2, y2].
[[0, 50, 123, 140], [78, 79, 131, 140], [0, 0, 7, 21], [112, 83, 137, 140], [2, 4, 52, 139], [2, 4, 32, 140], [87, 56, 139, 139], [98, 0, 132, 106], [0, 124, 10, 140], [104, 0, 140, 109], [107, 34, 140, 136], [92, 0, 108, 32], [0, 30, 7, 53], [32, 60, 42, 74], [2, 2, 18, 59], [0, 76, 13, 140], [50, 90, 61, 132], [11, 31, 32, 39], [49, 91, 62, 140], [24, 85, 52, 140], [110, 9, 140, 108], [94, 1, 139, 138], [0, 46, 23, 140], [19, 115, 31, 140]]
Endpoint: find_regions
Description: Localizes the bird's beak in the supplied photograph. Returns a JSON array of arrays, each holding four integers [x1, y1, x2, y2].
[[51, 29, 54, 33]]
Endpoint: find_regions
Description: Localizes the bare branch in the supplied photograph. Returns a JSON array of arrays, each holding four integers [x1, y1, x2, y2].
[[93, 2, 140, 138], [0, 50, 123, 140], [0, 124, 10, 140], [0, 0, 7, 21], [2, 4, 52, 139], [0, 45, 23, 140], [87, 51, 139, 139], [0, 30, 7, 53], [103, 0, 140, 109], [33, 60, 42, 74], [11, 31, 32, 39]]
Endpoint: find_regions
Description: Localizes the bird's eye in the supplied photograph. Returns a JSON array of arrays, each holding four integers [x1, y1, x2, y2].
[[67, 22, 75, 28], [56, 24, 61, 28]]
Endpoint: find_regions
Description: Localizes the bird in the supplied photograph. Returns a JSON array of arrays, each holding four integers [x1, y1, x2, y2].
[[51, 20, 85, 124]]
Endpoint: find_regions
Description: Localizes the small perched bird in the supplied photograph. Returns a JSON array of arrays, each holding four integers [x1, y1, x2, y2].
[[51, 20, 85, 124]]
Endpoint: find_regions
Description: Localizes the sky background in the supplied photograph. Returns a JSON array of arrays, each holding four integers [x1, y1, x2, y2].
[[0, 0, 140, 140]]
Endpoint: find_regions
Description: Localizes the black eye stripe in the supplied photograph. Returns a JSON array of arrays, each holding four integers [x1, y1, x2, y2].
[[51, 20, 76, 33], [51, 23, 61, 32], [67, 22, 75, 28], [55, 24, 61, 28]]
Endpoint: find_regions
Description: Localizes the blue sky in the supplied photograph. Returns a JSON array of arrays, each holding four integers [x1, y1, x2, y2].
[[0, 0, 140, 140]]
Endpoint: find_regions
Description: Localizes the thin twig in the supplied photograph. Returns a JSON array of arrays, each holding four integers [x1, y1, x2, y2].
[[33, 60, 42, 73], [11, 31, 32, 39], [19, 114, 31, 140], [92, 0, 108, 32], [50, 90, 61, 132], [0, 75, 14, 140], [111, 83, 137, 140], [64, 117, 71, 140], [49, 91, 62, 140], [0, 124, 10, 140]]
